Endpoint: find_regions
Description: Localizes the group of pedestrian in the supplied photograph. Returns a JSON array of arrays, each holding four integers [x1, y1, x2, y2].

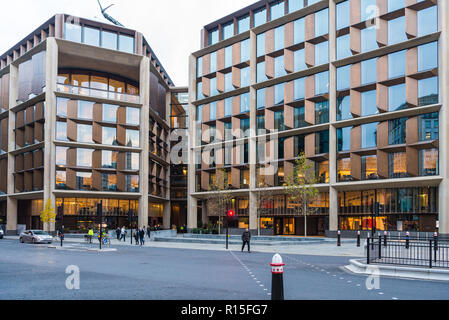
[[133, 227, 147, 246], [114, 226, 151, 245]]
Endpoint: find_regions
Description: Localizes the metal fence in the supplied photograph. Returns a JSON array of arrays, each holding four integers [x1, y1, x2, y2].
[[367, 235, 449, 269]]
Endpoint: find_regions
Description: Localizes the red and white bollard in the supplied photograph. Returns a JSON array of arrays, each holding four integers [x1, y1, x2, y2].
[[270, 254, 285, 300], [357, 230, 361, 247]]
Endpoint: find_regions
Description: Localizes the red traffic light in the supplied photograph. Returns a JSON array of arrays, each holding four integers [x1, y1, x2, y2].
[[227, 209, 235, 218]]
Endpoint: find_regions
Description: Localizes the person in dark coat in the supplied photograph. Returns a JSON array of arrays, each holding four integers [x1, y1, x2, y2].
[[147, 226, 151, 239], [241, 228, 251, 253], [139, 228, 145, 246], [134, 228, 139, 245], [115, 227, 121, 241]]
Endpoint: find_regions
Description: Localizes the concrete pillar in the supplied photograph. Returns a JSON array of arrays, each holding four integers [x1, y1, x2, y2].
[[45, 38, 58, 232], [248, 30, 258, 231], [163, 200, 171, 230], [328, 0, 338, 232], [201, 200, 208, 228], [139, 57, 150, 229], [187, 54, 198, 230], [6, 60, 18, 234], [438, 0, 449, 235]]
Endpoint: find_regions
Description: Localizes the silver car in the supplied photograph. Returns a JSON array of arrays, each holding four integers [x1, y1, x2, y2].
[[0, 227, 3, 239], [19, 230, 53, 244]]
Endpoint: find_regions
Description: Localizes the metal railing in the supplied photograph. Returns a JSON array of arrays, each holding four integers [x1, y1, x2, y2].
[[57, 84, 140, 104], [367, 235, 449, 269]]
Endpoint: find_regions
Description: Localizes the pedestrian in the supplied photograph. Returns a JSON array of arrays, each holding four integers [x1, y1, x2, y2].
[[120, 226, 126, 242], [139, 228, 145, 246], [134, 228, 139, 245], [147, 225, 151, 240], [115, 227, 121, 241], [88, 228, 94, 244], [241, 228, 251, 253]]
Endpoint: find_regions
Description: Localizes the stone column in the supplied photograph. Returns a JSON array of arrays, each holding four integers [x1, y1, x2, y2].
[[163, 200, 171, 229], [438, 0, 449, 235], [187, 54, 198, 230], [139, 57, 150, 229]]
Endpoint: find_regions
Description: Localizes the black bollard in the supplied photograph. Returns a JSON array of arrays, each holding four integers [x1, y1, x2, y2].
[[384, 231, 387, 247], [270, 254, 285, 301], [357, 231, 361, 247], [60, 233, 64, 247], [405, 232, 410, 249], [337, 230, 341, 247], [434, 232, 438, 251], [378, 235, 382, 259]]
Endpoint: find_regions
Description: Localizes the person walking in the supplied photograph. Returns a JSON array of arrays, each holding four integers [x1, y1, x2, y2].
[[115, 227, 121, 241], [147, 225, 151, 240], [139, 228, 145, 246], [120, 226, 126, 242], [134, 228, 139, 245], [87, 228, 94, 244], [241, 228, 251, 253]]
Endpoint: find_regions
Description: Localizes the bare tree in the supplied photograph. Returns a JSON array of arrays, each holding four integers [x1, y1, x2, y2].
[[206, 168, 233, 234], [284, 153, 319, 237]]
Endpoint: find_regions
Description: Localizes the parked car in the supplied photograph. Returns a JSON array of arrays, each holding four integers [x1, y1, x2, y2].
[[19, 230, 53, 244], [0, 227, 4, 239]]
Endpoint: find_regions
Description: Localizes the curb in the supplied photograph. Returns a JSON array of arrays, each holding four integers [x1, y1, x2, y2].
[[345, 259, 449, 282]]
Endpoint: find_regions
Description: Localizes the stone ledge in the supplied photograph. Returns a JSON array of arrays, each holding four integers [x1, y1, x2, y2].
[[345, 259, 449, 282]]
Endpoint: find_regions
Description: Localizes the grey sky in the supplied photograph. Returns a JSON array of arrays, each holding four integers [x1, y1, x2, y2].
[[0, 0, 257, 86]]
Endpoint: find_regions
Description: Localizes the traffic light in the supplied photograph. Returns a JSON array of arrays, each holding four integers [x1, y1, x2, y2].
[[375, 202, 384, 217], [97, 202, 103, 218], [56, 206, 63, 221], [227, 209, 235, 218]]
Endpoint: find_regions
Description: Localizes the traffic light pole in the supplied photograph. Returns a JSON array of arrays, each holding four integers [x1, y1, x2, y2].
[[226, 217, 229, 250], [98, 201, 103, 250]]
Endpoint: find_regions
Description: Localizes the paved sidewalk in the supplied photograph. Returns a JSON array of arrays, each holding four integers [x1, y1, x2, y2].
[[4, 235, 365, 257]]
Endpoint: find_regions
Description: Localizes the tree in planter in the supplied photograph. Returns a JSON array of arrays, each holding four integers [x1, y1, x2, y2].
[[40, 199, 56, 232], [284, 153, 319, 237], [206, 168, 233, 235], [256, 174, 276, 236]]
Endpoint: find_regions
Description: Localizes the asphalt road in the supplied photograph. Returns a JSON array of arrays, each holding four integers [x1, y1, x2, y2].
[[0, 239, 448, 300]]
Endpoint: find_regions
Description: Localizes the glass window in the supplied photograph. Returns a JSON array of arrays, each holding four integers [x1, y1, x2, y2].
[[257, 33, 265, 57], [362, 156, 378, 180], [210, 102, 217, 121], [56, 122, 67, 141], [254, 8, 267, 27], [210, 52, 217, 73], [389, 152, 407, 178], [238, 15, 250, 33], [294, 107, 306, 128], [337, 96, 351, 121], [361, 90, 377, 116], [271, 1, 285, 21], [55, 147, 68, 166], [225, 46, 233, 68], [71, 73, 89, 87], [336, 34, 351, 60], [78, 101, 93, 119], [294, 18, 305, 44], [418, 6, 438, 37], [274, 111, 285, 131], [360, 0, 377, 22], [102, 104, 118, 122], [315, 9, 329, 38], [315, 41, 328, 65], [315, 101, 329, 124], [388, 117, 407, 145], [361, 58, 377, 85], [257, 89, 266, 109], [337, 65, 350, 91], [101, 30, 118, 50], [338, 158, 352, 182], [388, 50, 406, 78], [419, 113, 439, 141], [361, 26, 378, 53], [418, 42, 438, 72], [274, 83, 285, 105], [361, 122, 378, 149], [118, 34, 134, 53], [316, 131, 329, 154], [294, 78, 305, 101], [209, 28, 219, 45], [337, 127, 351, 151], [126, 107, 140, 125], [77, 149, 93, 167], [274, 56, 286, 77], [336, 0, 350, 30], [224, 97, 232, 116], [241, 118, 250, 136], [389, 83, 407, 111], [102, 174, 117, 191], [76, 172, 92, 191], [77, 124, 92, 143], [294, 49, 306, 72], [225, 72, 233, 92], [274, 26, 285, 51], [257, 62, 267, 83], [388, 0, 404, 12], [56, 98, 68, 117], [257, 115, 265, 133], [197, 82, 204, 100], [102, 150, 117, 169], [197, 57, 203, 78], [125, 129, 139, 147], [126, 175, 139, 192], [90, 75, 108, 91], [241, 39, 250, 62], [102, 127, 117, 145], [241, 67, 250, 87], [240, 93, 250, 113], [126, 153, 139, 170], [55, 171, 67, 189], [289, 0, 303, 13], [223, 22, 234, 40], [83, 26, 100, 46], [419, 149, 438, 176], [388, 16, 407, 45], [418, 77, 438, 107], [65, 23, 81, 42], [210, 77, 218, 96], [315, 71, 329, 95]]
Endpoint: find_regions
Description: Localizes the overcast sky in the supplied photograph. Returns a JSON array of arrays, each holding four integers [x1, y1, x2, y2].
[[0, 0, 257, 86]]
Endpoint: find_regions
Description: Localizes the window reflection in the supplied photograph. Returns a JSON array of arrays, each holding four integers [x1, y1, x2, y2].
[[102, 150, 117, 169], [76, 172, 92, 191], [102, 127, 117, 145], [362, 155, 378, 180], [56, 122, 68, 141], [103, 104, 118, 122], [77, 149, 93, 167], [419, 149, 438, 176], [126, 107, 140, 125], [78, 101, 93, 119], [389, 152, 407, 178], [337, 158, 351, 182], [77, 124, 92, 143], [56, 147, 68, 166], [125, 129, 140, 147]]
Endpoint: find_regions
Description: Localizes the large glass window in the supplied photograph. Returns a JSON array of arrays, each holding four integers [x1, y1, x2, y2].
[[294, 107, 306, 128], [126, 107, 140, 125], [274, 56, 286, 77], [238, 15, 250, 33], [55, 147, 68, 166], [362, 156, 378, 180], [102, 174, 117, 191], [315, 101, 329, 124], [257, 89, 266, 110], [388, 117, 406, 145], [418, 6, 438, 37], [294, 49, 306, 72], [210, 102, 217, 121], [209, 28, 219, 45], [289, 0, 303, 13], [56, 171, 67, 189], [389, 83, 406, 111], [274, 26, 285, 51], [126, 152, 139, 170], [125, 129, 139, 147], [197, 57, 203, 78], [294, 18, 305, 44], [197, 82, 204, 100], [102, 127, 117, 145], [65, 23, 81, 42], [57, 98, 68, 117], [210, 77, 218, 96], [336, 34, 351, 60], [274, 111, 285, 132], [56, 122, 68, 141], [361, 27, 377, 53], [225, 46, 233, 68], [316, 131, 329, 154], [76, 172, 92, 191], [388, 16, 407, 45], [78, 101, 93, 120], [418, 77, 438, 106], [102, 104, 118, 122], [210, 52, 217, 73], [225, 72, 233, 92], [254, 7, 267, 27], [337, 127, 351, 152], [77, 149, 93, 167], [257, 62, 267, 84], [315, 41, 329, 65], [126, 175, 139, 192], [315, 9, 329, 38], [101, 31, 118, 50], [240, 93, 250, 113], [418, 42, 438, 72], [361, 58, 377, 85], [389, 152, 407, 178], [388, 50, 406, 79], [274, 83, 285, 105], [361, 90, 377, 116], [361, 122, 378, 149], [315, 71, 329, 95], [223, 22, 234, 40], [419, 113, 439, 141], [241, 67, 250, 87], [118, 35, 134, 54], [337, 96, 351, 121], [360, 0, 377, 22], [419, 149, 438, 176], [77, 124, 92, 143], [337, 65, 350, 91], [83, 26, 100, 47], [270, 1, 285, 21], [388, 0, 404, 12], [241, 39, 250, 62], [257, 34, 265, 58], [294, 78, 305, 101], [225, 97, 232, 116], [102, 150, 117, 169], [338, 158, 352, 182], [336, 1, 350, 30]]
